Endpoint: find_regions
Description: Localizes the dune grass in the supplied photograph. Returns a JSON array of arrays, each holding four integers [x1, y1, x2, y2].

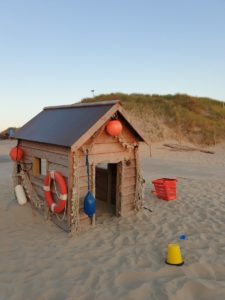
[[82, 93, 225, 145]]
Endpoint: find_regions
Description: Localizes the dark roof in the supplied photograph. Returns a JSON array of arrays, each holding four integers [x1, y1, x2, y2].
[[14, 101, 118, 147], [14, 100, 148, 147]]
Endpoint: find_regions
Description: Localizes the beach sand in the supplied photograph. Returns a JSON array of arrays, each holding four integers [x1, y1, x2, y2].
[[1, 140, 225, 300]]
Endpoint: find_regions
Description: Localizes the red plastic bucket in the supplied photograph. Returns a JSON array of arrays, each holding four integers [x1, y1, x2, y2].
[[152, 178, 177, 201]]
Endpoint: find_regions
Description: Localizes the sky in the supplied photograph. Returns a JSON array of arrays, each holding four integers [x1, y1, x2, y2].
[[0, 0, 225, 130]]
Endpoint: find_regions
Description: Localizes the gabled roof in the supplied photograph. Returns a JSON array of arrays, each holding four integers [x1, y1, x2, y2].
[[14, 101, 148, 148]]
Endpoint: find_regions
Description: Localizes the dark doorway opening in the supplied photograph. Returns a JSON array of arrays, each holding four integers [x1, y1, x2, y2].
[[95, 163, 119, 222]]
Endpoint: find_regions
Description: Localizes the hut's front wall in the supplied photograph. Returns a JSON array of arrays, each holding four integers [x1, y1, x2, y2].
[[19, 140, 71, 230], [75, 122, 139, 229]]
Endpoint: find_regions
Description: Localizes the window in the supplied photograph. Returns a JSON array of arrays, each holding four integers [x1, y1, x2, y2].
[[32, 157, 48, 176], [40, 159, 48, 176]]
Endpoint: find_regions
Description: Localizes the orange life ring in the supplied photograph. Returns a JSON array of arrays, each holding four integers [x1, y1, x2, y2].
[[43, 171, 67, 213]]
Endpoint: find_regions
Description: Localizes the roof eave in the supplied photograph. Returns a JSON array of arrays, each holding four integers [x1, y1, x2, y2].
[[44, 100, 120, 111]]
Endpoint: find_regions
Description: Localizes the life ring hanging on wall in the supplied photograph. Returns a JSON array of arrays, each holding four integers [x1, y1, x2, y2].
[[43, 171, 67, 213]]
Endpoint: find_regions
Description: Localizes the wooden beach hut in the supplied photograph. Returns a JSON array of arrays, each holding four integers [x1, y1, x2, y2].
[[13, 101, 148, 233]]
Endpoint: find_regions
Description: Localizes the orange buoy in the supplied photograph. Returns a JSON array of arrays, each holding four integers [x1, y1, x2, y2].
[[9, 146, 23, 161], [106, 120, 122, 137]]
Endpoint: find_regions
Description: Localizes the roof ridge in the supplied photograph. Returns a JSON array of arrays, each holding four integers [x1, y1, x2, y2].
[[44, 100, 120, 110]]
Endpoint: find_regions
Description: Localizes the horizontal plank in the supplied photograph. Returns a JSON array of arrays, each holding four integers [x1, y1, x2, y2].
[[29, 173, 69, 195], [21, 146, 69, 166], [32, 184, 45, 201], [121, 185, 136, 196], [22, 156, 33, 164], [123, 176, 136, 188], [78, 166, 89, 177], [123, 159, 136, 169], [89, 151, 134, 164], [121, 194, 135, 205], [93, 123, 138, 144], [20, 140, 70, 155], [31, 178, 60, 200], [89, 143, 125, 155], [79, 179, 93, 189], [78, 152, 135, 166], [121, 203, 135, 213], [24, 154, 69, 170], [91, 130, 118, 144], [79, 187, 90, 198], [123, 167, 136, 178], [48, 162, 69, 177]]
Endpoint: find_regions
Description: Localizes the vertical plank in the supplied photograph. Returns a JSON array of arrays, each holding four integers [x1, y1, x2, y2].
[[116, 162, 122, 216], [67, 151, 73, 228], [32, 157, 40, 176], [107, 166, 112, 204]]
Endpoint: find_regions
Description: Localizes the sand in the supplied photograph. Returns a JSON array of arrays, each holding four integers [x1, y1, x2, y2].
[[1, 140, 225, 300]]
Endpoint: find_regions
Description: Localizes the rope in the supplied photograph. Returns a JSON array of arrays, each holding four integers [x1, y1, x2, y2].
[[71, 151, 80, 234], [114, 134, 137, 154], [85, 150, 90, 191], [19, 164, 45, 210], [134, 147, 145, 211]]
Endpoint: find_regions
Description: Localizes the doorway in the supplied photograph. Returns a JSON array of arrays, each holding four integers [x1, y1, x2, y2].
[[95, 163, 120, 222]]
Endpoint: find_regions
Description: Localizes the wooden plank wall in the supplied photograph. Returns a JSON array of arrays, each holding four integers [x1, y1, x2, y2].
[[120, 158, 137, 217], [77, 121, 138, 222], [19, 140, 70, 223]]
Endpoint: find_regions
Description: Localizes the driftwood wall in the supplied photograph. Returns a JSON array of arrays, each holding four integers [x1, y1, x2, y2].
[[18, 121, 141, 232], [75, 122, 138, 229], [19, 140, 71, 230]]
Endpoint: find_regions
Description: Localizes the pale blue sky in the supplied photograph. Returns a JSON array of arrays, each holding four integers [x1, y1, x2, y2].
[[1, 0, 225, 130]]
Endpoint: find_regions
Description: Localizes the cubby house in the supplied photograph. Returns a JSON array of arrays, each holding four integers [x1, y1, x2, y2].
[[14, 101, 148, 233]]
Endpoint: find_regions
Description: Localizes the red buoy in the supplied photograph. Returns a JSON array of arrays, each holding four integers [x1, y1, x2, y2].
[[106, 120, 123, 137], [9, 147, 23, 161]]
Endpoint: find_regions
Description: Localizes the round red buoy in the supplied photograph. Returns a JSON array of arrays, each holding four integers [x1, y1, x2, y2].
[[9, 147, 23, 161], [106, 120, 123, 137]]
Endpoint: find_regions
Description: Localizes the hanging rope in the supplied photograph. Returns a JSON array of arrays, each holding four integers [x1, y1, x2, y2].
[[19, 163, 45, 210], [71, 151, 80, 234], [85, 149, 90, 191], [134, 147, 145, 211]]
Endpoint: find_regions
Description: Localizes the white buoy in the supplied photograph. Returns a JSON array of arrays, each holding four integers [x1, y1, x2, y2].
[[15, 185, 27, 205]]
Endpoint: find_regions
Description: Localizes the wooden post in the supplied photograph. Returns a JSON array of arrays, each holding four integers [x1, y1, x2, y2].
[[107, 165, 112, 204], [116, 162, 122, 217], [92, 162, 96, 226], [92, 214, 96, 226], [67, 151, 74, 228]]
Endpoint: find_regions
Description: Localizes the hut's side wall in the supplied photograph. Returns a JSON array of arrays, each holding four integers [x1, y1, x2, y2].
[[19, 140, 70, 227], [76, 122, 139, 228]]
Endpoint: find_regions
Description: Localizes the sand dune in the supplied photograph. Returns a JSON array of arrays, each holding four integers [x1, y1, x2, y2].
[[1, 140, 225, 299]]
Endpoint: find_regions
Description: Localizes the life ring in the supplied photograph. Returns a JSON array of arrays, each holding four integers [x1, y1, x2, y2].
[[43, 171, 67, 213]]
